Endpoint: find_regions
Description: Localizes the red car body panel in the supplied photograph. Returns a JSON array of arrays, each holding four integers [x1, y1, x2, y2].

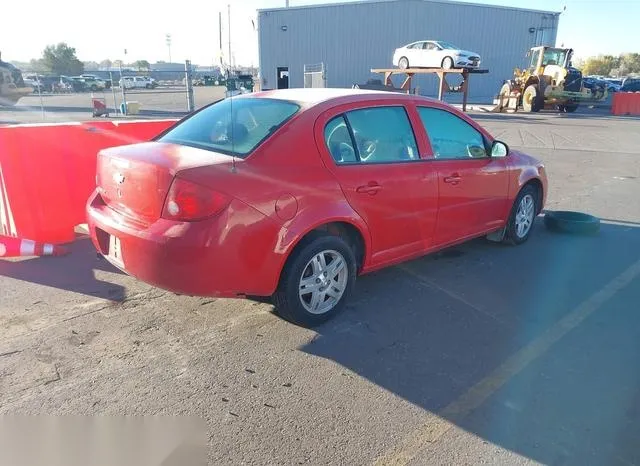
[[87, 89, 547, 298]]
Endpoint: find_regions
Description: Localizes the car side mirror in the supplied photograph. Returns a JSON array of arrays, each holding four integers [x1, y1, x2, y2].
[[491, 140, 509, 157]]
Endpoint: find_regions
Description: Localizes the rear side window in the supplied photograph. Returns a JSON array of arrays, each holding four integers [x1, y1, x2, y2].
[[325, 106, 419, 164], [417, 107, 487, 159], [325, 116, 358, 163], [158, 98, 300, 157]]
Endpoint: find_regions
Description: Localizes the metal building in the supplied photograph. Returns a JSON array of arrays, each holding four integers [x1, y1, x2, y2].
[[257, 0, 560, 101]]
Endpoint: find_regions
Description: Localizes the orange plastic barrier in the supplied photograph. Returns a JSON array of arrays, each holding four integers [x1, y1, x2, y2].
[[0, 119, 178, 244], [611, 92, 640, 116]]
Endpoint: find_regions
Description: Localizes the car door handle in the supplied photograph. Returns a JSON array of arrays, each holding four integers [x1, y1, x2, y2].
[[356, 183, 382, 195], [444, 175, 462, 184]]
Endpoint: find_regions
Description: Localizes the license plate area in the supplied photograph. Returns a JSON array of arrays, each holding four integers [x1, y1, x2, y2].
[[108, 235, 124, 267]]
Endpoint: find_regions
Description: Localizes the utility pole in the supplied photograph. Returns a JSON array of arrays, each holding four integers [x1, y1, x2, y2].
[[166, 33, 172, 63]]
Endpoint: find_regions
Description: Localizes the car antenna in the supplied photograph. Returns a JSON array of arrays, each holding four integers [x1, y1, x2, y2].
[[228, 67, 237, 173]]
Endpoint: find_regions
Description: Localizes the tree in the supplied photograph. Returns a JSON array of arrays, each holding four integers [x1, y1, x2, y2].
[[28, 58, 46, 72], [41, 43, 84, 75], [83, 61, 99, 71], [581, 55, 619, 76], [619, 53, 640, 75], [135, 60, 150, 72], [99, 59, 113, 69]]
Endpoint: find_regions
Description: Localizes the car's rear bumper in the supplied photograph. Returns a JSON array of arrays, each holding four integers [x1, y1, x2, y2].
[[86, 190, 283, 298]]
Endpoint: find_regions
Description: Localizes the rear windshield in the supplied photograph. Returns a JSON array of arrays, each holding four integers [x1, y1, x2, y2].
[[157, 97, 300, 157]]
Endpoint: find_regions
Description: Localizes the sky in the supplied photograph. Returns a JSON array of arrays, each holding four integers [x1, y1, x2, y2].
[[1, 0, 638, 67]]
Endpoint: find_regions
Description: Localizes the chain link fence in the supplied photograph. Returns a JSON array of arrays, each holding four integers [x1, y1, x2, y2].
[[2, 61, 231, 124], [103, 61, 196, 117]]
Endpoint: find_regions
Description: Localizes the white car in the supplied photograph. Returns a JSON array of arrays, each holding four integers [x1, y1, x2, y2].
[[119, 76, 156, 89], [392, 40, 481, 70]]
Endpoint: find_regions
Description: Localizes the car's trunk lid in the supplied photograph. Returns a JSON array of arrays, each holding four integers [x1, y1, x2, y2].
[[97, 141, 232, 222]]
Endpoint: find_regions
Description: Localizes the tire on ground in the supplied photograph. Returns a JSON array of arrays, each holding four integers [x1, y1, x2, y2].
[[273, 234, 357, 328], [503, 183, 539, 245], [522, 84, 542, 112], [544, 211, 600, 235]]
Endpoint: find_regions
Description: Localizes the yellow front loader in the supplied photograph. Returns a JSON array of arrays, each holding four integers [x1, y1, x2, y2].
[[495, 46, 607, 113]]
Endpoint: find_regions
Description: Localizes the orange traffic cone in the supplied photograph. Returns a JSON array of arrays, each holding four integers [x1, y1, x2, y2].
[[0, 235, 69, 258]]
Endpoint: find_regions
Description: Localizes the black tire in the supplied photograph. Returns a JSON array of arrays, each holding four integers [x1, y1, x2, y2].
[[564, 103, 578, 113], [522, 84, 542, 112], [272, 234, 357, 327], [504, 184, 539, 245], [544, 211, 600, 235], [90, 85, 98, 91], [398, 57, 409, 70], [442, 56, 454, 69]]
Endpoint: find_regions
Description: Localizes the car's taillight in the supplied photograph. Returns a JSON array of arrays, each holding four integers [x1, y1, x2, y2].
[[162, 178, 230, 222]]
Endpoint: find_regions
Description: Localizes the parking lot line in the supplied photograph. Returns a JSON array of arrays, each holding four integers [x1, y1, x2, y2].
[[374, 257, 640, 466]]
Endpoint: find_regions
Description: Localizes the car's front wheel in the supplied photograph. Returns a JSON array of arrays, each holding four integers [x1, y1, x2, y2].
[[273, 234, 356, 327], [504, 184, 539, 245], [398, 57, 409, 69], [442, 57, 454, 69]]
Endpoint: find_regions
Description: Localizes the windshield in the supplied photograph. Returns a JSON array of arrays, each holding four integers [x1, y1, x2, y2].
[[157, 97, 300, 157], [541, 48, 569, 66], [436, 41, 459, 50]]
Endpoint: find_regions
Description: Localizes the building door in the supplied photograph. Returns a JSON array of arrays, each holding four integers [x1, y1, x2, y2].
[[277, 67, 289, 89]]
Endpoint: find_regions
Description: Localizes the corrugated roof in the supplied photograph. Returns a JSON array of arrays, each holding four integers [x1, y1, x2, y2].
[[258, 0, 560, 16]]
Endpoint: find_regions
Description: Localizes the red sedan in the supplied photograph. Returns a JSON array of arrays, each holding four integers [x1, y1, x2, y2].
[[87, 88, 547, 327]]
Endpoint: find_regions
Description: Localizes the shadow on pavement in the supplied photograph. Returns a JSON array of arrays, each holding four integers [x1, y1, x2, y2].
[[301, 218, 640, 464], [0, 236, 126, 301]]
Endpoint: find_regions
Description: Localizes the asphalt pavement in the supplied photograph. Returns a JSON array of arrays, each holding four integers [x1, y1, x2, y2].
[[1, 109, 639, 465]]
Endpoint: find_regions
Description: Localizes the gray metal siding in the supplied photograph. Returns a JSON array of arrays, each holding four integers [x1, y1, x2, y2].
[[258, 0, 558, 101]]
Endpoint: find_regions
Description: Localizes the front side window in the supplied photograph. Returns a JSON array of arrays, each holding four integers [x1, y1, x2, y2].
[[157, 97, 300, 157], [417, 107, 487, 159]]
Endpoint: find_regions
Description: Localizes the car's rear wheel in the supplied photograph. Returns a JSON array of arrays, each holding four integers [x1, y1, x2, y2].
[[398, 57, 409, 70], [504, 184, 539, 245], [273, 234, 356, 327], [442, 57, 454, 69]]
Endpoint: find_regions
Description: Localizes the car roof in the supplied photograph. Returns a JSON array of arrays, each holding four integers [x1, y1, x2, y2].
[[244, 87, 431, 107]]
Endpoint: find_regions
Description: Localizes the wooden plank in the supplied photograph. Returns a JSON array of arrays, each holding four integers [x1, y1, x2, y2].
[[384, 71, 393, 87], [368, 67, 490, 112], [437, 72, 447, 101], [400, 75, 413, 91]]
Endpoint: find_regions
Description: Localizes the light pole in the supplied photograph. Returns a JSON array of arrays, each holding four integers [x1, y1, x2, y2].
[[166, 33, 172, 63]]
